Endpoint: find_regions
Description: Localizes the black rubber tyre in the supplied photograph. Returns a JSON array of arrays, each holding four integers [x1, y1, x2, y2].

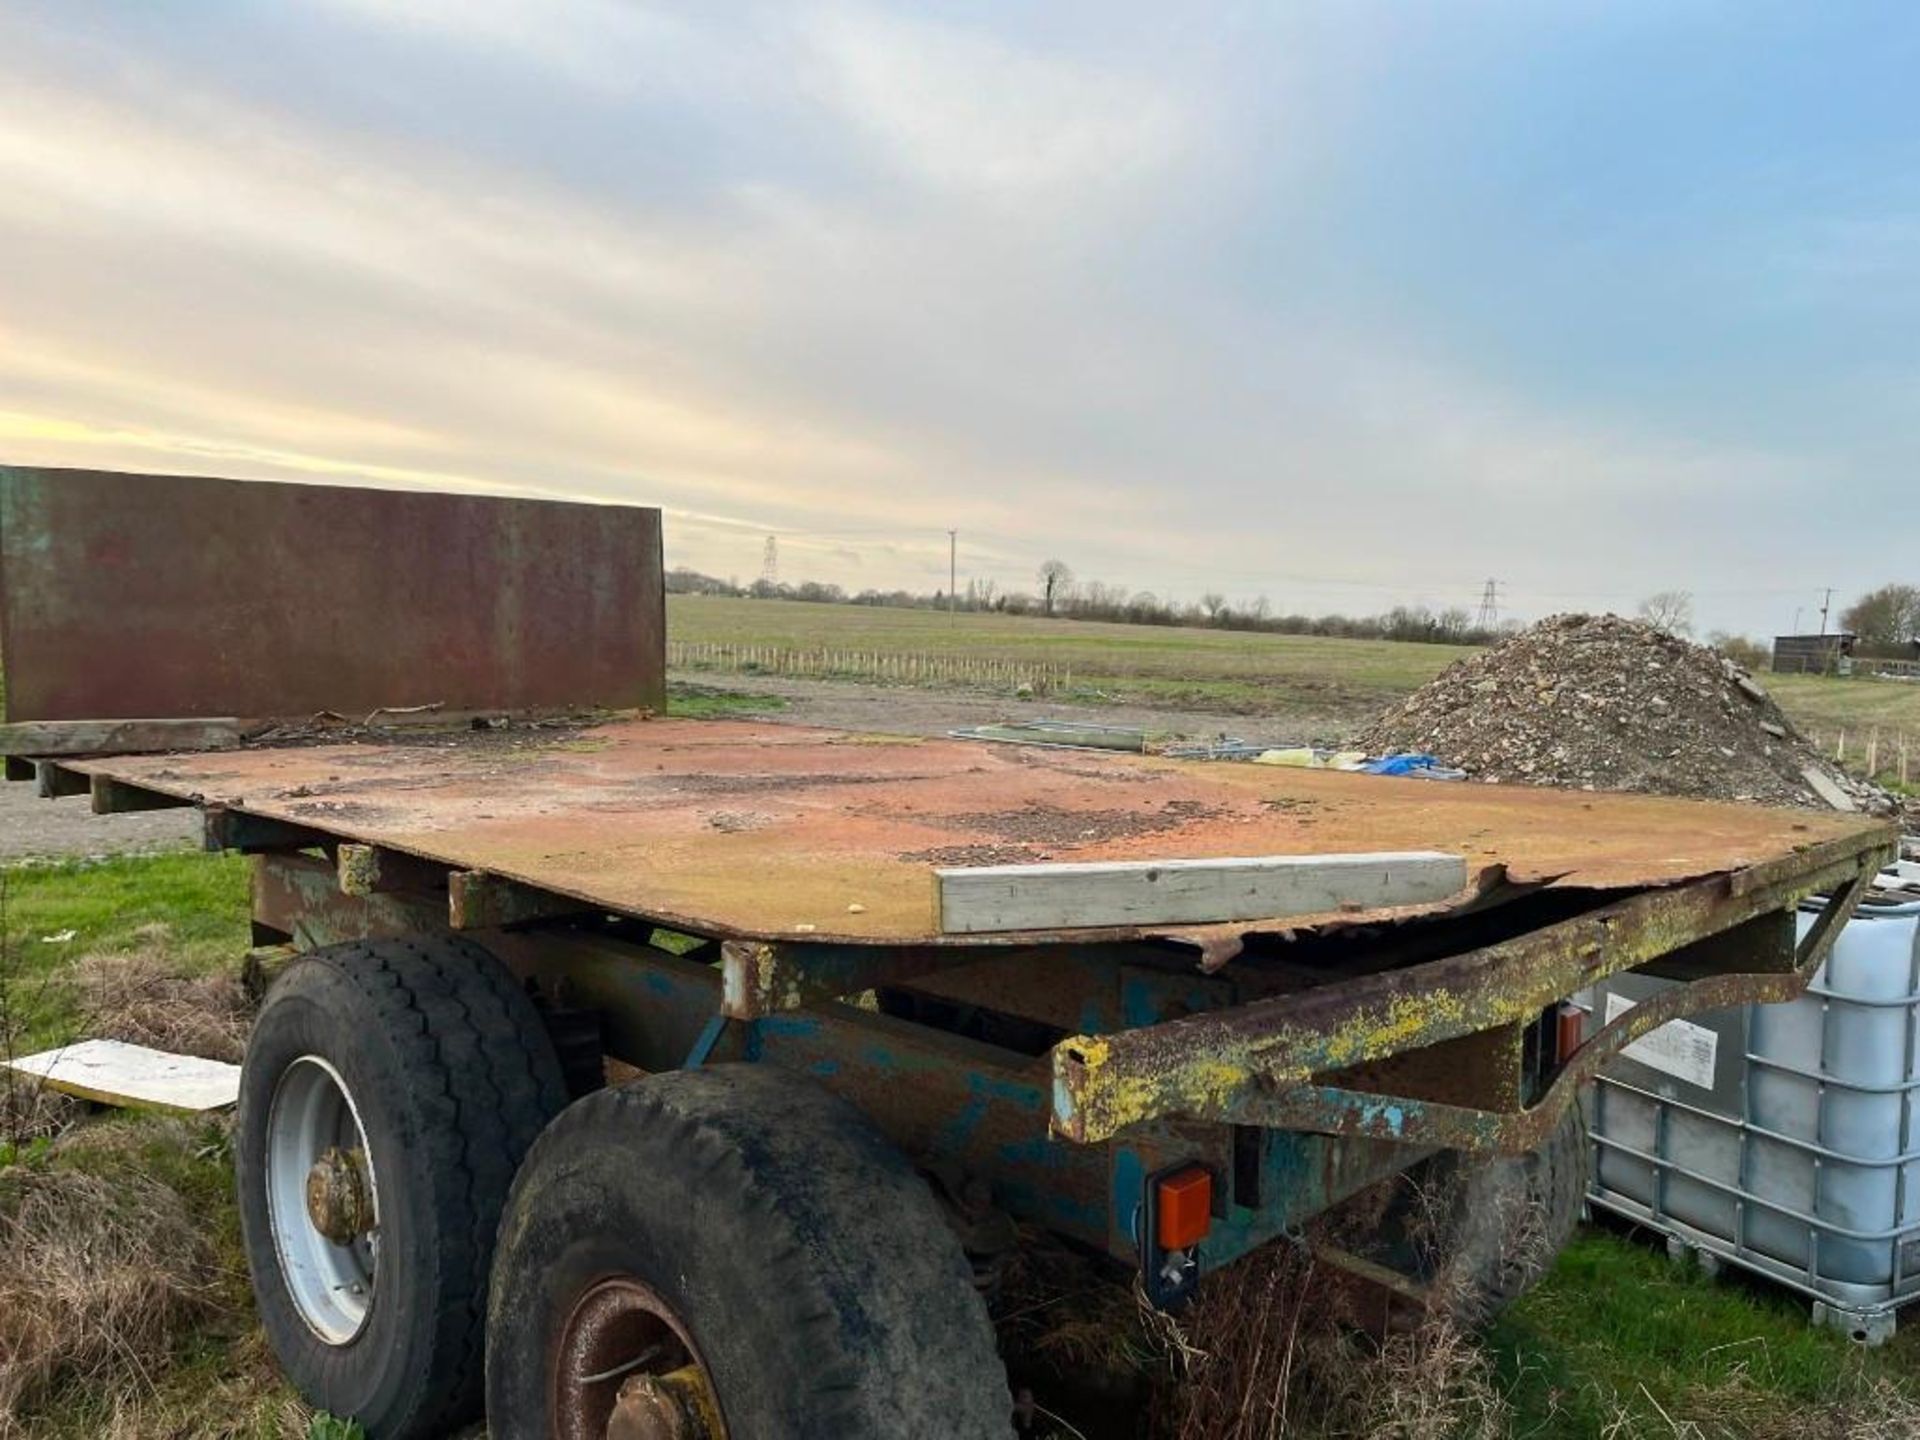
[[487, 1065, 1015, 1439], [236, 935, 569, 1439], [1427, 1105, 1589, 1322]]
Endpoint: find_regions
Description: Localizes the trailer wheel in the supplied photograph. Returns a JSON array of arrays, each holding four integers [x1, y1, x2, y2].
[[487, 1065, 1015, 1440], [1425, 1106, 1588, 1322], [237, 936, 569, 1439]]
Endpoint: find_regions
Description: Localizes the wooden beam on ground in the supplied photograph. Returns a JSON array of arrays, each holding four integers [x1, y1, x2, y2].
[[0, 716, 254, 757], [448, 870, 597, 930], [90, 774, 195, 815], [937, 851, 1468, 934]]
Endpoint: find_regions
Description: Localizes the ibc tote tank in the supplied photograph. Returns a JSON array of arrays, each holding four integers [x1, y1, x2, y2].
[[1586, 887, 1920, 1344]]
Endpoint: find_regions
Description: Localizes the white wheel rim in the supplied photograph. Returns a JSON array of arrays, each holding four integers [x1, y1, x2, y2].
[[266, 1054, 380, 1344]]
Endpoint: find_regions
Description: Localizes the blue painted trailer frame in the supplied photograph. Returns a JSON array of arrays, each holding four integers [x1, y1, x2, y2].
[[247, 847, 1420, 1269], [235, 841, 1887, 1287]]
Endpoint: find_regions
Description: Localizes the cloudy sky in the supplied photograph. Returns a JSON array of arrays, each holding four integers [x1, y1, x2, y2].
[[1, 3, 1912, 636]]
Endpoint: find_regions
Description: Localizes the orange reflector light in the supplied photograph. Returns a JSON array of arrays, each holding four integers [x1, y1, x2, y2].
[[1556, 1003, 1585, 1065], [1156, 1166, 1212, 1251]]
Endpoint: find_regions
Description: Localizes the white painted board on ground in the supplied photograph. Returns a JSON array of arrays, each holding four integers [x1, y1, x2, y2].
[[1604, 992, 1719, 1091], [937, 850, 1467, 934], [5, 1038, 241, 1112]]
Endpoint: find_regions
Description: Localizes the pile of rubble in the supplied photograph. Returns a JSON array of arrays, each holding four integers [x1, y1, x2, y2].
[[1358, 613, 1895, 815]]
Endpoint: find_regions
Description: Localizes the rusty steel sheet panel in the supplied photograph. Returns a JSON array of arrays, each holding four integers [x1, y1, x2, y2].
[[58, 716, 1890, 945], [0, 466, 664, 722]]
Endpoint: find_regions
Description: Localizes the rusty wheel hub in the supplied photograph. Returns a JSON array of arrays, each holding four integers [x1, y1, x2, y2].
[[304, 1146, 375, 1245], [608, 1365, 724, 1440], [553, 1277, 724, 1440]]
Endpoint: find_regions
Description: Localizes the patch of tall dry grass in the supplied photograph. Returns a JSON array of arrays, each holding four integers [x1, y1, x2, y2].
[[71, 927, 254, 1063], [0, 1150, 220, 1425], [1154, 1239, 1511, 1440]]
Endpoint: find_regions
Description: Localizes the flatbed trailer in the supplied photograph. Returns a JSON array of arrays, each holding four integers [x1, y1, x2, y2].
[[0, 466, 1897, 1440]]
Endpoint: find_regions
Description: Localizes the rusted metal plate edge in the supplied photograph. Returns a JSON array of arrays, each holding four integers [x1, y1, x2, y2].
[[36, 713, 1885, 942], [1048, 841, 1892, 1144], [17, 767, 1491, 946], [46, 764, 1897, 953]]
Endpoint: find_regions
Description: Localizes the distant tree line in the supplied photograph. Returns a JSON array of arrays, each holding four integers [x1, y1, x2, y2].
[[1842, 583, 1920, 657], [666, 560, 1525, 648], [671, 565, 1911, 673]]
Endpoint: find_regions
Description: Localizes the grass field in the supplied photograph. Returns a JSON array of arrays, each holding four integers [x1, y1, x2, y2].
[[669, 596, 1475, 727], [1768, 672, 1920, 743], [6, 848, 1919, 1438], [669, 596, 1920, 741]]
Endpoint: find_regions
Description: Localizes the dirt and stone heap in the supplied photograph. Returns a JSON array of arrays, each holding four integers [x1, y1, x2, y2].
[[1359, 613, 1894, 814]]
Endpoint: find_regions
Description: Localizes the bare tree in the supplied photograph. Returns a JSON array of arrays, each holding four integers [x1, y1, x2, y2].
[[1199, 592, 1228, 624], [1705, 630, 1768, 670], [1038, 559, 1073, 617], [1637, 590, 1694, 636], [1840, 583, 1920, 655]]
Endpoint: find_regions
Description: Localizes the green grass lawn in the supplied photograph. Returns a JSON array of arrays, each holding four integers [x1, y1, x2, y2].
[[1, 850, 252, 1055], [1495, 1228, 1918, 1435]]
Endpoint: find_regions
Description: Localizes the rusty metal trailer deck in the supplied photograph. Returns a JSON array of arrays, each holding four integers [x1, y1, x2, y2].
[[0, 466, 1897, 1440], [26, 718, 1894, 1244]]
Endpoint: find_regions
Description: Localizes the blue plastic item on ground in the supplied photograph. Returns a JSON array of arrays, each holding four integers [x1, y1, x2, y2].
[[1359, 753, 1465, 780]]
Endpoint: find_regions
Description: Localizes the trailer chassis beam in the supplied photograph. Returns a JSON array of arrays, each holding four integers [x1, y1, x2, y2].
[[1049, 842, 1888, 1146]]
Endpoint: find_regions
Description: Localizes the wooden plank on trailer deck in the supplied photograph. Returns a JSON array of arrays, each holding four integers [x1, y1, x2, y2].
[[937, 851, 1468, 934], [0, 717, 252, 757], [6, 1039, 241, 1113]]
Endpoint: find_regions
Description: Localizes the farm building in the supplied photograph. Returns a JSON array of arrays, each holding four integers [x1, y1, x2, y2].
[[1772, 632, 1857, 675]]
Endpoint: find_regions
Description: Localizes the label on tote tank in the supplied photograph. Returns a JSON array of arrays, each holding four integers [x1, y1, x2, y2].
[[1605, 992, 1718, 1090]]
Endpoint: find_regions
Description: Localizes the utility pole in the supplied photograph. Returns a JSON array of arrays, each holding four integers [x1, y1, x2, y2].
[[1818, 587, 1833, 636], [948, 530, 957, 617], [760, 535, 779, 592]]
